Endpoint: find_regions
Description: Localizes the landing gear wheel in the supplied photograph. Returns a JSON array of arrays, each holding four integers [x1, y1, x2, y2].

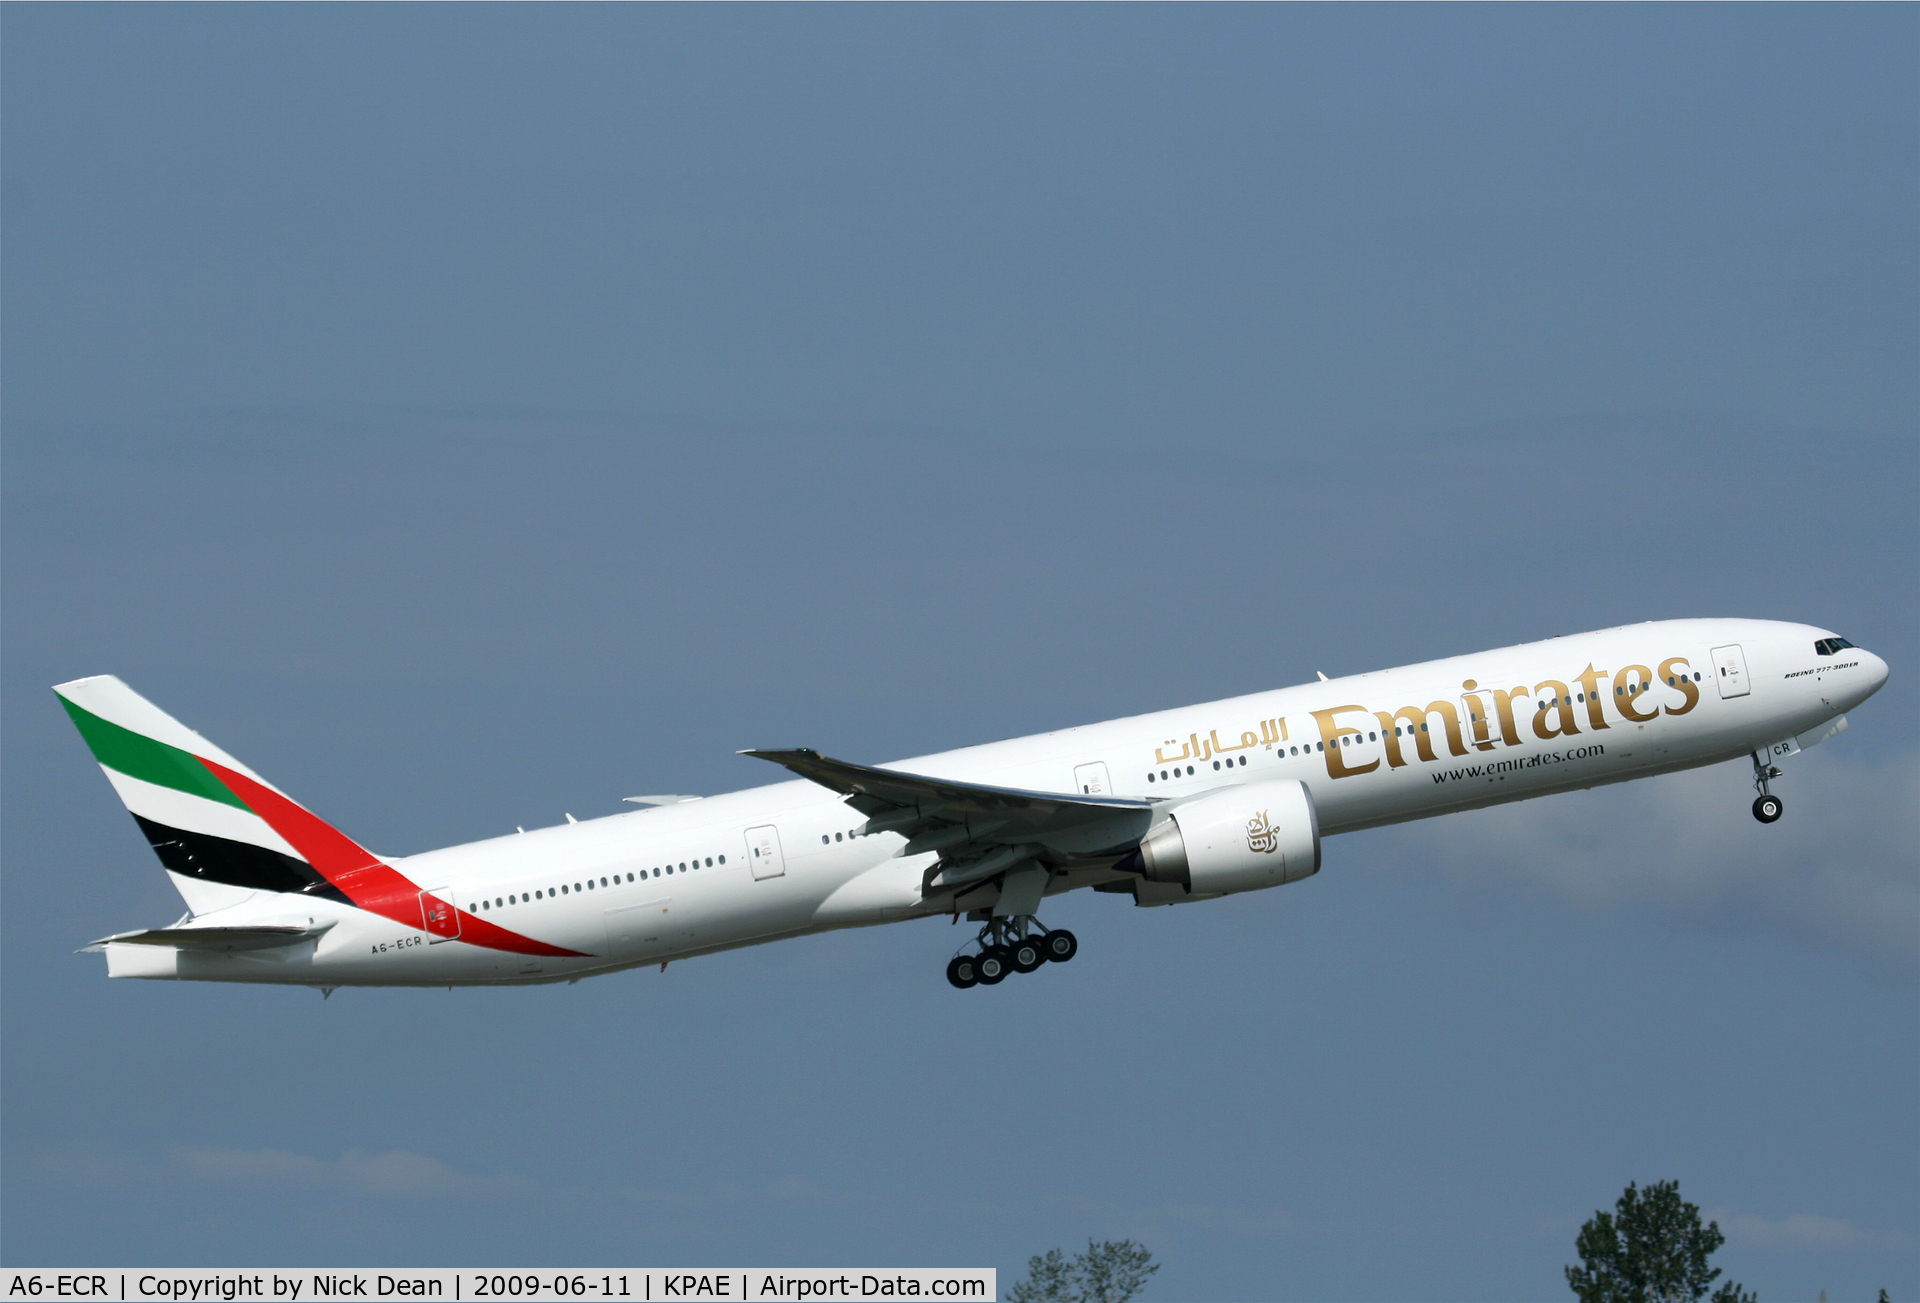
[[1009, 937, 1045, 973], [975, 947, 1011, 985], [1753, 794, 1784, 824], [1041, 929, 1078, 964], [946, 955, 978, 989]]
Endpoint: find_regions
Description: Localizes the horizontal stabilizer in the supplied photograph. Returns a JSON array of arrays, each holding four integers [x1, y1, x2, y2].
[[86, 924, 330, 953]]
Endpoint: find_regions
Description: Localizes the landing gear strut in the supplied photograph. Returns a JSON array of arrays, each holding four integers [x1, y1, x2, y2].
[[945, 915, 1077, 989], [1751, 752, 1785, 824]]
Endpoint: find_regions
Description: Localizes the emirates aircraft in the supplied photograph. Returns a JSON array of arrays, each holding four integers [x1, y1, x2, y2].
[[58, 618, 1887, 992]]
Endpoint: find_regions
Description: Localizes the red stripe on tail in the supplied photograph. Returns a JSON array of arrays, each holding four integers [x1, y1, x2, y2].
[[199, 759, 586, 958]]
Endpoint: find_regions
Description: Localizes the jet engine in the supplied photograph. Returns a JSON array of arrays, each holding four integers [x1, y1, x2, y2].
[[1114, 778, 1319, 900]]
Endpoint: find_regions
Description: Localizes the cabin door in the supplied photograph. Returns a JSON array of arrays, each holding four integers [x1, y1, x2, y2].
[[1711, 645, 1751, 699], [1072, 762, 1113, 796], [1458, 692, 1500, 750], [745, 824, 786, 880], [420, 889, 461, 943]]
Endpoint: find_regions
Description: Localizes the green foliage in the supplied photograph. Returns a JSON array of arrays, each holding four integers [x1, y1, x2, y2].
[[1566, 1180, 1754, 1303], [1008, 1250, 1071, 1303], [1007, 1239, 1159, 1303]]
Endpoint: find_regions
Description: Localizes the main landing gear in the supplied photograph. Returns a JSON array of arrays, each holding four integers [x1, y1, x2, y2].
[[1751, 752, 1785, 824], [945, 916, 1077, 990]]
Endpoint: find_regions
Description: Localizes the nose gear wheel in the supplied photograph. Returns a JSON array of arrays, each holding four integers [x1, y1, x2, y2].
[[1750, 752, 1786, 823]]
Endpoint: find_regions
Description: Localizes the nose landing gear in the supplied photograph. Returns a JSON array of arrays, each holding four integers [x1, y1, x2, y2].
[[945, 915, 1077, 989], [1751, 751, 1785, 824]]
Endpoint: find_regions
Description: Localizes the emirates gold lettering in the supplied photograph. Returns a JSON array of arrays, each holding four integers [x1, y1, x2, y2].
[[1573, 664, 1612, 731], [1312, 706, 1380, 778], [1614, 664, 1658, 722], [1659, 658, 1699, 716], [1491, 685, 1528, 746], [1533, 679, 1579, 739], [1460, 680, 1498, 752], [1150, 650, 1690, 780]]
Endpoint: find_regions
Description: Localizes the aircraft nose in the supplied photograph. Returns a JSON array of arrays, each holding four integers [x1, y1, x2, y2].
[[1863, 650, 1890, 693]]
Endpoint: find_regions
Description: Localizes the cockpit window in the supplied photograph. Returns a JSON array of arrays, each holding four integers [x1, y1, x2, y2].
[[1814, 637, 1856, 656]]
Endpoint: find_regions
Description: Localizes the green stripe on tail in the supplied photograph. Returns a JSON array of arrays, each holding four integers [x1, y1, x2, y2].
[[58, 697, 249, 810]]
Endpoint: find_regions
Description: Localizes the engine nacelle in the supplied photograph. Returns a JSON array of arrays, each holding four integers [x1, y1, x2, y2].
[[1122, 778, 1320, 899]]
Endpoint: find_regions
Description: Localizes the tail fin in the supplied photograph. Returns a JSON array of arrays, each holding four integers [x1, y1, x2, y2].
[[53, 676, 355, 914]]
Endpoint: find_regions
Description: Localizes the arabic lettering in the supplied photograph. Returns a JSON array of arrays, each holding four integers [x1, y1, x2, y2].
[[1246, 810, 1279, 854], [1157, 719, 1291, 767]]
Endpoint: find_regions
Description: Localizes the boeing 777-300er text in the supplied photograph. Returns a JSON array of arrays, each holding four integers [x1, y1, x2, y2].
[[57, 618, 1888, 991]]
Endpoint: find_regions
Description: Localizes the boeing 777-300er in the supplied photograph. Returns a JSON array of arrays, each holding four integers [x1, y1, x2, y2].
[[57, 618, 1888, 991]]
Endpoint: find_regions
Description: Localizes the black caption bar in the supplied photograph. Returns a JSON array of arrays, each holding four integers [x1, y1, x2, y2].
[[4, 1272, 993, 1303]]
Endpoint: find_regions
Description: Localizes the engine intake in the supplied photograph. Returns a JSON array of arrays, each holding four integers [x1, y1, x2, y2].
[[1115, 778, 1320, 899]]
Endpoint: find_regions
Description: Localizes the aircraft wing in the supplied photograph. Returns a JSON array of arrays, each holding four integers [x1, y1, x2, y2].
[[741, 748, 1152, 893]]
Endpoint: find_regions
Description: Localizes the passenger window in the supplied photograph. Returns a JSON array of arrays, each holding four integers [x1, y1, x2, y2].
[[835, 832, 843, 842], [1213, 760, 1221, 770], [705, 857, 713, 866], [718, 856, 725, 865], [1148, 772, 1156, 783]]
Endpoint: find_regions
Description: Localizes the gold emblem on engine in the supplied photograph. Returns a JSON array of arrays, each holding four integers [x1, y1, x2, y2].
[[1246, 810, 1279, 854]]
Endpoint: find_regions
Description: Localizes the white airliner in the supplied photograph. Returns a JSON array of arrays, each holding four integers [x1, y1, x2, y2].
[[58, 618, 1887, 991]]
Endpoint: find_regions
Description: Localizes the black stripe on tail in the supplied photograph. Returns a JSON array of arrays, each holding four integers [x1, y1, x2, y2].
[[131, 814, 350, 904]]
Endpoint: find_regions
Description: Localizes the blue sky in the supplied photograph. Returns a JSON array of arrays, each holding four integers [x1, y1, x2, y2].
[[3, 7, 1914, 1299]]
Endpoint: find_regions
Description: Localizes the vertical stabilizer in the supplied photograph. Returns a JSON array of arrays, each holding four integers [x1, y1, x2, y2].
[[53, 676, 352, 910]]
